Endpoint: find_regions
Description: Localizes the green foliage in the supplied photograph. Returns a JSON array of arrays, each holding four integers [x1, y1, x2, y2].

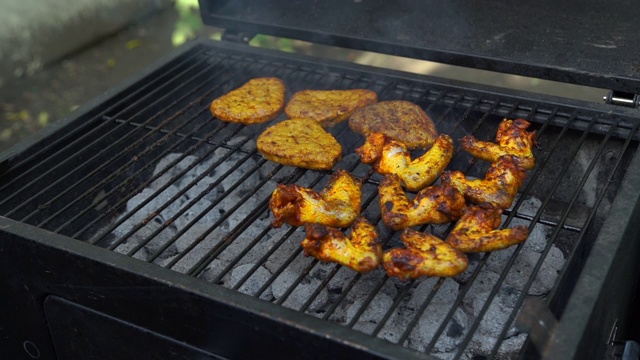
[[172, 0, 203, 46], [249, 35, 296, 53]]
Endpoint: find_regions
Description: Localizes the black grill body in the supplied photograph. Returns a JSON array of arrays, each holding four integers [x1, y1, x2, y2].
[[2, 40, 640, 360]]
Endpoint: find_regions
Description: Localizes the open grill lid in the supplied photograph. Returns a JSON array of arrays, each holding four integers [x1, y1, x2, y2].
[[199, 0, 640, 94]]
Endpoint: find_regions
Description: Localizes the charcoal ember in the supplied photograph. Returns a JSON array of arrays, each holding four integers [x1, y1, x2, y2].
[[346, 293, 394, 324], [344, 270, 398, 300], [461, 270, 500, 312], [469, 332, 528, 360], [149, 153, 200, 190], [324, 266, 357, 296], [455, 253, 484, 283], [407, 278, 459, 311], [199, 259, 226, 282], [272, 268, 329, 312], [113, 186, 187, 237], [228, 263, 274, 300], [469, 285, 521, 340], [408, 303, 468, 354], [263, 230, 306, 274], [351, 319, 403, 343], [175, 222, 218, 254], [505, 247, 564, 296], [114, 220, 178, 259]]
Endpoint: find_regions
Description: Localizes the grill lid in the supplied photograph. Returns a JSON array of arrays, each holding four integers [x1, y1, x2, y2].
[[199, 0, 640, 94]]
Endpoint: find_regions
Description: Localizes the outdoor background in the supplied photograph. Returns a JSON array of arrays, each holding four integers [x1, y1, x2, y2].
[[0, 0, 606, 154]]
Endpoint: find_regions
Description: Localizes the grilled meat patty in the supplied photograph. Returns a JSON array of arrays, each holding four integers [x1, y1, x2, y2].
[[348, 100, 438, 149], [257, 118, 343, 170], [285, 89, 378, 127], [210, 77, 285, 124]]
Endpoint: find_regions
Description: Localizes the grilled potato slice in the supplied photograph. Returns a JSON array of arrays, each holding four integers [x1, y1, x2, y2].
[[349, 100, 438, 149], [210, 77, 285, 124], [285, 89, 378, 127], [257, 118, 343, 170]]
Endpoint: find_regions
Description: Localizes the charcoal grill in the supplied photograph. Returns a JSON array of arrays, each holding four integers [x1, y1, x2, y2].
[[3, 1, 640, 359]]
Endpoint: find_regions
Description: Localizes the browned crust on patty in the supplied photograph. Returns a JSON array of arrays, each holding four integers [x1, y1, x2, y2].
[[348, 100, 438, 149]]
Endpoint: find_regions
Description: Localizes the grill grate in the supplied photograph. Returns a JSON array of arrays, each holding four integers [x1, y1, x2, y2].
[[1, 43, 638, 359]]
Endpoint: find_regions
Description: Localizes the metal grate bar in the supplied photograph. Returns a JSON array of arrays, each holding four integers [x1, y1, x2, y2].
[[490, 120, 632, 358], [3, 58, 233, 219], [0, 51, 218, 210], [0, 49, 207, 188], [449, 115, 601, 359], [414, 109, 576, 352], [79, 121, 240, 243], [50, 116, 222, 234]]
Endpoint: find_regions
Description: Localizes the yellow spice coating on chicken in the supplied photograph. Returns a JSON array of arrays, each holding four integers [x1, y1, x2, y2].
[[446, 204, 529, 253], [461, 118, 537, 169], [210, 77, 285, 124], [441, 155, 527, 209], [383, 228, 469, 280], [302, 216, 381, 273], [269, 170, 362, 228], [379, 174, 466, 230], [257, 118, 343, 170], [356, 132, 454, 191], [285, 89, 378, 127]]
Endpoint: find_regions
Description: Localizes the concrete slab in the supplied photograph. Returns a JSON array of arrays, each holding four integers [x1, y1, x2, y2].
[[0, 0, 171, 84]]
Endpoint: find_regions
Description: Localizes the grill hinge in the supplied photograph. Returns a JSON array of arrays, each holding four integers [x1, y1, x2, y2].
[[221, 29, 254, 44], [604, 91, 640, 108]]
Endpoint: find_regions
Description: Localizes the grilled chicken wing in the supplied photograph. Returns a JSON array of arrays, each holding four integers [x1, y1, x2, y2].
[[356, 132, 454, 192], [379, 174, 466, 230], [302, 216, 381, 273], [270, 170, 362, 228], [446, 204, 529, 253], [383, 228, 468, 279], [461, 118, 537, 169], [441, 155, 526, 209]]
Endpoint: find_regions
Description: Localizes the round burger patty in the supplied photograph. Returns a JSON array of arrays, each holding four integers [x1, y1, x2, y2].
[[348, 100, 438, 149]]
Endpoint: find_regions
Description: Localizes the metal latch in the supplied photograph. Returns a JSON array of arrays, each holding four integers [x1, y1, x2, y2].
[[604, 91, 640, 108], [221, 29, 255, 44]]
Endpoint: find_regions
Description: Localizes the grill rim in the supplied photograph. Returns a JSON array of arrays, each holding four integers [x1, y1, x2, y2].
[[2, 38, 640, 177], [2, 39, 640, 359]]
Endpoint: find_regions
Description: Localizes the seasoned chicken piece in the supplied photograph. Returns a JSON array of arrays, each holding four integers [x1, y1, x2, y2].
[[446, 204, 529, 253], [270, 170, 362, 228], [257, 118, 342, 170], [210, 77, 285, 124], [461, 118, 537, 169], [379, 174, 466, 230], [285, 89, 378, 127], [441, 155, 526, 209], [356, 132, 454, 191], [383, 228, 468, 280], [302, 216, 381, 273], [349, 100, 438, 149]]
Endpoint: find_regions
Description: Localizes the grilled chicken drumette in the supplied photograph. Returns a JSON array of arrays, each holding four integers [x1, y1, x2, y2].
[[383, 228, 469, 279], [270, 170, 362, 228], [356, 132, 454, 192], [461, 118, 537, 170], [302, 216, 381, 273], [379, 174, 466, 230], [446, 204, 529, 253], [441, 155, 526, 209]]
